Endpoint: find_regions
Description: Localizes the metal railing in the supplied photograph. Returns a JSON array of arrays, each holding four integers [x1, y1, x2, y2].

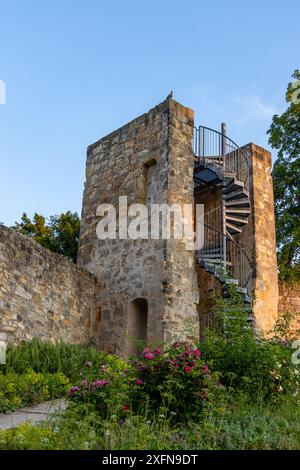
[[198, 221, 252, 292], [199, 311, 218, 341], [194, 125, 250, 190]]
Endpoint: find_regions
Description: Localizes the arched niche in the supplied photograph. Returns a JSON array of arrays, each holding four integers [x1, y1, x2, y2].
[[127, 298, 148, 355]]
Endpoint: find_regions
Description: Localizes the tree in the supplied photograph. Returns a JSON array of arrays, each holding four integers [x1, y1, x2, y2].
[[13, 211, 80, 262], [267, 70, 300, 281]]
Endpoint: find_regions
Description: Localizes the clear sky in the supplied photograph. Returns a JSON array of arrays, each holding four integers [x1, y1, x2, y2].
[[0, 0, 299, 226]]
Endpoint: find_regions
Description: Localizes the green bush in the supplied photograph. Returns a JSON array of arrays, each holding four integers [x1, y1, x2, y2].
[[201, 286, 300, 399], [67, 357, 130, 419], [5, 338, 121, 381], [68, 339, 223, 422], [127, 340, 223, 420], [0, 369, 70, 413]]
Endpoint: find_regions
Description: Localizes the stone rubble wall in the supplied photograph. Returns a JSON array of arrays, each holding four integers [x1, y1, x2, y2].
[[238, 143, 279, 332], [278, 281, 300, 332], [0, 224, 97, 344], [78, 98, 199, 354]]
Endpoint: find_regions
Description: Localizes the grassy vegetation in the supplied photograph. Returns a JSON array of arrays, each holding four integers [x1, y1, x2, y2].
[[0, 370, 70, 413], [0, 289, 299, 450], [0, 398, 300, 450]]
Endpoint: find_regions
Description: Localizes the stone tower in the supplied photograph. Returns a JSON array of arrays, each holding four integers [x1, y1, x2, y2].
[[78, 97, 279, 355], [77, 98, 199, 355]]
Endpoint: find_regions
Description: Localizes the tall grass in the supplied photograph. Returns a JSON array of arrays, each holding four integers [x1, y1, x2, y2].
[[1, 397, 300, 450], [5, 338, 108, 381]]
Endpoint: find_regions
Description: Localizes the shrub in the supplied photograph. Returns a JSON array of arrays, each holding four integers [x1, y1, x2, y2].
[[67, 356, 130, 418], [5, 338, 122, 381], [201, 286, 300, 399], [67, 339, 221, 422], [127, 340, 222, 421], [0, 370, 70, 413]]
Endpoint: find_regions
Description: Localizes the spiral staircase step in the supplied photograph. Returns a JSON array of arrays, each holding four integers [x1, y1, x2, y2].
[[225, 215, 249, 226], [223, 188, 249, 200], [225, 208, 251, 214], [225, 199, 250, 207], [226, 222, 243, 234], [223, 180, 244, 194]]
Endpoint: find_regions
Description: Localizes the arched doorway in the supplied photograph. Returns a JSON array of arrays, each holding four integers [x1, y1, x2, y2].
[[127, 298, 148, 356]]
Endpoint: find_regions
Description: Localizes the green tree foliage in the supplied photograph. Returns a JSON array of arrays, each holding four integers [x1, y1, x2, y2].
[[267, 70, 300, 280], [12, 211, 80, 262]]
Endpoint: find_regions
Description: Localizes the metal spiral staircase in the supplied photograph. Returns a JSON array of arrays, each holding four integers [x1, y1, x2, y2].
[[193, 125, 253, 328]]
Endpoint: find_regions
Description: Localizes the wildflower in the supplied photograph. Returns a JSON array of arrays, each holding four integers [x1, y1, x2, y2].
[[93, 380, 109, 387], [138, 364, 147, 372], [69, 386, 81, 396], [154, 347, 162, 355], [124, 369, 129, 374], [184, 366, 192, 373], [85, 361, 92, 368], [193, 348, 201, 358], [135, 378, 143, 385], [159, 413, 166, 418], [144, 352, 155, 360], [122, 405, 130, 411], [81, 379, 88, 386], [203, 365, 209, 374]]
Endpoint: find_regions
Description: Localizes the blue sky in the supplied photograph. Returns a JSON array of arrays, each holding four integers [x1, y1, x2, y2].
[[0, 0, 299, 226]]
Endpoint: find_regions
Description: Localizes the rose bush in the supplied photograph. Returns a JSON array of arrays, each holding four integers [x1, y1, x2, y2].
[[127, 339, 221, 420], [67, 339, 220, 421]]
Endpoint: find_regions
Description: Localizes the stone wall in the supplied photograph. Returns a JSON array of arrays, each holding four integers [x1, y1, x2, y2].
[[0, 224, 98, 344], [238, 143, 279, 331], [78, 98, 199, 355], [278, 281, 300, 332]]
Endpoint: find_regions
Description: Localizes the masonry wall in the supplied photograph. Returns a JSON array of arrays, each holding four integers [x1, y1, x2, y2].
[[278, 281, 300, 332], [0, 225, 97, 344], [78, 98, 199, 355], [239, 143, 279, 331]]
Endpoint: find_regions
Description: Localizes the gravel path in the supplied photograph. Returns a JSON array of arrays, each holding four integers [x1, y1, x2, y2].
[[0, 399, 67, 430]]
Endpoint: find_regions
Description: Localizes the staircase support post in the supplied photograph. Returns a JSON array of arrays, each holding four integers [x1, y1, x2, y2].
[[221, 195, 227, 271]]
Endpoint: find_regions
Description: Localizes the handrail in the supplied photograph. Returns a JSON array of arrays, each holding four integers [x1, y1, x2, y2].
[[194, 125, 250, 191], [198, 220, 252, 292]]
